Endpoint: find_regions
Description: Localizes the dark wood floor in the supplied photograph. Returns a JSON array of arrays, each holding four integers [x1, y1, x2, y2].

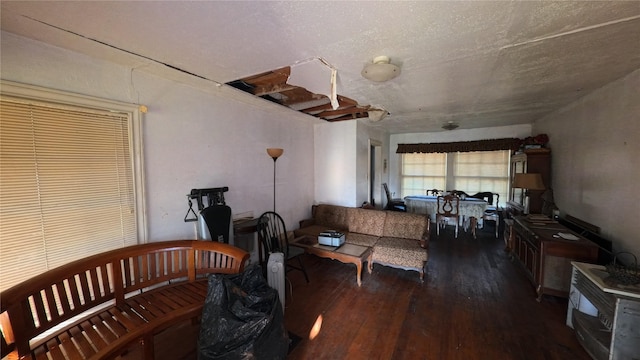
[[283, 223, 591, 360]]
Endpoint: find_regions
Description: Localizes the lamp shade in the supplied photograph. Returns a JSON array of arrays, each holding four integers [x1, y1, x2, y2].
[[513, 173, 545, 190], [266, 148, 283, 159]]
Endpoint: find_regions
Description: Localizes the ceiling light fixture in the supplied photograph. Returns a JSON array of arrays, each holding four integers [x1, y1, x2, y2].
[[367, 108, 389, 122], [361, 56, 401, 82], [442, 121, 459, 130]]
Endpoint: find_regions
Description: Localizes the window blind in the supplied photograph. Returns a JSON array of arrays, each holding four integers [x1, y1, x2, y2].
[[400, 150, 510, 205], [0, 98, 138, 291], [452, 151, 510, 204], [401, 152, 447, 196]]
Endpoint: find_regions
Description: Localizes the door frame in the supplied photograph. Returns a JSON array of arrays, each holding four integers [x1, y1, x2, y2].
[[368, 139, 383, 208]]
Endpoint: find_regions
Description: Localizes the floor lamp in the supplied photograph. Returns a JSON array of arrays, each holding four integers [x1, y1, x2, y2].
[[513, 173, 545, 214], [266, 148, 283, 212]]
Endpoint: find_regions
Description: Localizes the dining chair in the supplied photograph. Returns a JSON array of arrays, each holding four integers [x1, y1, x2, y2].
[[257, 211, 309, 283], [436, 194, 461, 238], [450, 190, 470, 199], [383, 183, 406, 211], [471, 192, 501, 238]]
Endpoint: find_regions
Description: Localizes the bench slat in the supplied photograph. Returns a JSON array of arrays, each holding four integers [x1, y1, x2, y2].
[[138, 294, 174, 315], [69, 325, 96, 358], [44, 338, 65, 360], [90, 315, 118, 344], [108, 308, 143, 330], [55, 279, 73, 317], [57, 331, 84, 360], [80, 319, 108, 351], [98, 311, 128, 338]]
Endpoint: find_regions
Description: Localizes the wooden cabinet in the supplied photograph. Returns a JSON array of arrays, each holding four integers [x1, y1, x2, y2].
[[510, 216, 599, 301], [567, 262, 640, 360], [507, 148, 551, 216]]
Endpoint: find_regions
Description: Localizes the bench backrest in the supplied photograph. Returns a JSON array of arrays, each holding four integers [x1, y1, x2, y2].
[[1, 240, 249, 357]]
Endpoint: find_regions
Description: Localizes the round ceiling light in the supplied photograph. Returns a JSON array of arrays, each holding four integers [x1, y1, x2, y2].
[[442, 121, 459, 130], [361, 56, 401, 82]]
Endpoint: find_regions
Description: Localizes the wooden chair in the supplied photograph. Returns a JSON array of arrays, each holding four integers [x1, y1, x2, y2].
[[383, 183, 406, 211], [257, 211, 309, 282], [437, 194, 461, 238], [471, 192, 501, 238]]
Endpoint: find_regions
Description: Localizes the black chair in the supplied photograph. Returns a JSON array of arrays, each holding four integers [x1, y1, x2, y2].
[[200, 205, 232, 243], [450, 190, 470, 198], [257, 211, 309, 283], [383, 183, 406, 211], [471, 192, 501, 238]]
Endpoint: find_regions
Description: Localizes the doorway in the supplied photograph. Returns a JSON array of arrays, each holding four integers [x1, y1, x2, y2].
[[369, 140, 383, 208]]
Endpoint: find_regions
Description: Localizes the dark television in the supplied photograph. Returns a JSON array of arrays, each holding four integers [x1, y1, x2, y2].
[[558, 214, 613, 265]]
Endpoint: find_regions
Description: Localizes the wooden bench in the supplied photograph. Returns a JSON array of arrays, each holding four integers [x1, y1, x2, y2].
[[1, 240, 249, 360]]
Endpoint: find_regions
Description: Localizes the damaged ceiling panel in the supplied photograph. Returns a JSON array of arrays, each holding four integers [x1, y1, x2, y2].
[[2, 1, 638, 133], [226, 66, 375, 123]]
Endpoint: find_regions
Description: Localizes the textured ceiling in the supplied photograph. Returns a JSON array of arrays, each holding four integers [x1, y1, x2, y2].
[[1, 1, 639, 134]]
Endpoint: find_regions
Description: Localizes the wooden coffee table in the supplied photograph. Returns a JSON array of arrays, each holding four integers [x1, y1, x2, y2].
[[292, 235, 372, 286]]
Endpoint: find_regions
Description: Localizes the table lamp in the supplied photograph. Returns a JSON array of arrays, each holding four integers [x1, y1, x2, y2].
[[513, 173, 545, 214]]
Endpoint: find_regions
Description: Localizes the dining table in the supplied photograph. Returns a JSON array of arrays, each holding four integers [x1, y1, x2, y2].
[[403, 195, 488, 238]]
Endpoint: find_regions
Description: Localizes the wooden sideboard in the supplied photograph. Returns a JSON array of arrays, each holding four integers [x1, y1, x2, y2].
[[509, 216, 599, 301]]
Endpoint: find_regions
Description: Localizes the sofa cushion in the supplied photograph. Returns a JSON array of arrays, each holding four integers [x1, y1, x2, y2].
[[346, 232, 379, 247], [314, 204, 349, 230], [372, 237, 428, 270], [383, 211, 428, 240], [347, 208, 386, 237]]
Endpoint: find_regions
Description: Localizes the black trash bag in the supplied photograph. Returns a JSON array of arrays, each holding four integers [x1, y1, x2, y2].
[[198, 264, 289, 360]]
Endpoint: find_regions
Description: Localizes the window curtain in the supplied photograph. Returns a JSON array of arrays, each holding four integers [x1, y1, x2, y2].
[[396, 138, 520, 154]]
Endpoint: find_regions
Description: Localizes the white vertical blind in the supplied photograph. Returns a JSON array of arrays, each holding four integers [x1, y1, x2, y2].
[[0, 98, 138, 291]]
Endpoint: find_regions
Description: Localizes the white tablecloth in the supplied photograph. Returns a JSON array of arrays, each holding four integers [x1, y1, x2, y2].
[[404, 195, 487, 219]]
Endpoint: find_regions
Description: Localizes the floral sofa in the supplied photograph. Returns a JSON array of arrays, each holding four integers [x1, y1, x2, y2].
[[294, 204, 430, 280]]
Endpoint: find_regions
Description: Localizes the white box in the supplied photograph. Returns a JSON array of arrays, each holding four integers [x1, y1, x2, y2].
[[318, 231, 345, 247]]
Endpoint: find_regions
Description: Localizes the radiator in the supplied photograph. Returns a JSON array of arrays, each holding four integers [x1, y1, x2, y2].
[[267, 252, 286, 312]]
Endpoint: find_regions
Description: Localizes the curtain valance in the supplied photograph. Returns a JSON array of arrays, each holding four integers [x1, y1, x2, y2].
[[396, 138, 521, 154]]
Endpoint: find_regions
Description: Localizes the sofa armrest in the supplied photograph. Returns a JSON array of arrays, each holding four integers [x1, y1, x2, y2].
[[299, 218, 315, 228], [420, 220, 430, 249]]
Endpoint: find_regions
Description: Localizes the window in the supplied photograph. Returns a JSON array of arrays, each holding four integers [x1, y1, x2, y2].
[[401, 152, 446, 196], [400, 150, 510, 206], [0, 81, 145, 292]]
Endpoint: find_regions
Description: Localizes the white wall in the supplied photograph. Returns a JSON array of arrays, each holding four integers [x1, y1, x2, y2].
[[313, 120, 388, 208], [388, 124, 532, 196], [1, 31, 316, 242], [534, 70, 640, 256], [356, 122, 388, 207], [314, 121, 357, 206]]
